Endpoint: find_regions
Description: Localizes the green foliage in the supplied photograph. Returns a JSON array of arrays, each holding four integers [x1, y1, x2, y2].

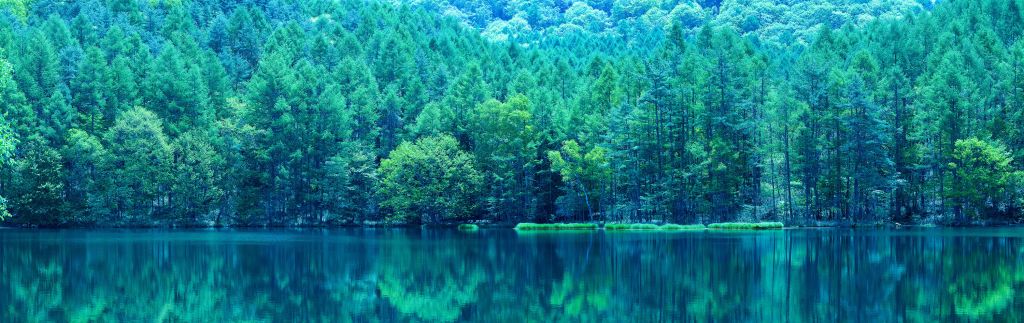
[[513, 223, 599, 230], [604, 223, 660, 230], [412, 0, 921, 45], [7, 136, 65, 225], [61, 129, 107, 223], [102, 107, 173, 223], [946, 138, 1022, 220], [321, 143, 378, 225], [606, 222, 711, 230], [548, 140, 610, 221], [169, 131, 226, 224], [0, 58, 31, 138], [471, 94, 539, 220], [708, 222, 785, 230], [0, 116, 13, 219], [457, 223, 479, 231], [376, 135, 482, 224], [658, 223, 707, 231], [0, 0, 30, 21], [2, 0, 1024, 227]]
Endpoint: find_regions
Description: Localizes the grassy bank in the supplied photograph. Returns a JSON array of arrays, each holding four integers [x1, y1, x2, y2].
[[604, 223, 707, 231], [513, 223, 599, 231], [707, 222, 784, 230], [604, 223, 660, 230], [658, 224, 707, 231]]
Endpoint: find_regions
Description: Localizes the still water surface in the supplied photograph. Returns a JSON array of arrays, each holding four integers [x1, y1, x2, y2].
[[2, 228, 1023, 322]]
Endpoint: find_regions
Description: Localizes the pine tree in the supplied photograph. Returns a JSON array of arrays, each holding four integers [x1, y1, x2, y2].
[[143, 44, 212, 136], [72, 47, 110, 133], [14, 31, 61, 105]]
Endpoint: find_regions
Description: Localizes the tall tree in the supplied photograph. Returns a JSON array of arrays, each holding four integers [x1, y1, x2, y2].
[[0, 116, 14, 220], [548, 140, 610, 221], [102, 107, 173, 223], [471, 94, 539, 222]]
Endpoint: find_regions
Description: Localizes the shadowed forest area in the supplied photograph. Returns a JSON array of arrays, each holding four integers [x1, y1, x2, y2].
[[2, 0, 1024, 227]]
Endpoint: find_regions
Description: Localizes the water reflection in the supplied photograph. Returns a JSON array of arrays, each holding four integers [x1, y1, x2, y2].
[[1, 228, 1023, 322]]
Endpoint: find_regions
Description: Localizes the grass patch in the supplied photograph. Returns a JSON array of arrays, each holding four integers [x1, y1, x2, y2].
[[605, 223, 707, 231], [457, 224, 479, 231], [513, 223, 598, 231], [707, 222, 784, 230], [604, 223, 660, 230], [658, 223, 706, 231]]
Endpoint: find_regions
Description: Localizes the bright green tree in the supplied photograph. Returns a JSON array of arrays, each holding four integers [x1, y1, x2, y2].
[[0, 58, 34, 138], [376, 135, 482, 224], [0, 116, 13, 220], [548, 140, 610, 221], [471, 94, 539, 222], [946, 138, 1021, 221]]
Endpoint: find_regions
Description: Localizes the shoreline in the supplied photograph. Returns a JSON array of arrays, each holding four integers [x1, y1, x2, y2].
[[4, 221, 1023, 230]]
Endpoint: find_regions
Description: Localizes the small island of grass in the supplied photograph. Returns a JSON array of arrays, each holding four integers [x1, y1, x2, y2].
[[658, 224, 707, 231], [604, 223, 707, 231], [457, 224, 479, 231], [707, 222, 784, 230], [604, 223, 660, 230], [513, 223, 599, 230]]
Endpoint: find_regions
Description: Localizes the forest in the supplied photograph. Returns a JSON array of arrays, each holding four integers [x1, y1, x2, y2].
[[1, 0, 1024, 227]]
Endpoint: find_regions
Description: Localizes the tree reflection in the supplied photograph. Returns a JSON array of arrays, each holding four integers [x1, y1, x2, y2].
[[2, 229, 1024, 321], [375, 230, 486, 322]]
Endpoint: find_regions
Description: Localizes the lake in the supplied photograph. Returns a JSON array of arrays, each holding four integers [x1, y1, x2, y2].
[[1, 228, 1023, 322]]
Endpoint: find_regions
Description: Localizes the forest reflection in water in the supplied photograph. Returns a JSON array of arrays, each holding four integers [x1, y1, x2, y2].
[[2, 228, 1023, 322]]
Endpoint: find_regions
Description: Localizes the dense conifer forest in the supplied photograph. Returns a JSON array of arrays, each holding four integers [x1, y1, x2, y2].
[[2, 0, 1024, 226]]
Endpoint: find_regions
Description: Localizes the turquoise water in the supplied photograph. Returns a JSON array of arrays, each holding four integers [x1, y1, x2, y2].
[[2, 228, 1023, 322]]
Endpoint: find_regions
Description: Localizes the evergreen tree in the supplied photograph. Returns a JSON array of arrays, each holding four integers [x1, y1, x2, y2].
[[14, 31, 61, 105], [72, 46, 110, 133], [2, 0, 1024, 226]]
